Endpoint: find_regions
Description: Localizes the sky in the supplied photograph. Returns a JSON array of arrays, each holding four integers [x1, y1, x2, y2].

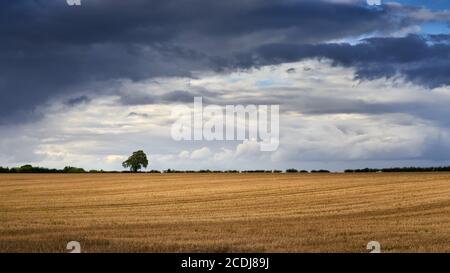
[[1, 0, 450, 171]]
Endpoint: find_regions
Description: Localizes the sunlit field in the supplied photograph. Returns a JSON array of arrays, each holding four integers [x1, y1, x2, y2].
[[1, 173, 450, 253]]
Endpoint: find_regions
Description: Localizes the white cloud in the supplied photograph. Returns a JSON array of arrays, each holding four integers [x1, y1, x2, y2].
[[105, 155, 126, 164], [2, 59, 450, 171], [190, 147, 212, 160], [235, 140, 262, 158], [178, 150, 190, 159]]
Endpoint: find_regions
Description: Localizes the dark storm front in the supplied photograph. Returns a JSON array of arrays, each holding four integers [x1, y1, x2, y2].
[[181, 257, 270, 271]]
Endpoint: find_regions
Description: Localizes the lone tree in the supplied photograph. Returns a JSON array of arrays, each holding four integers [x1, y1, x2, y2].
[[122, 150, 149, 172]]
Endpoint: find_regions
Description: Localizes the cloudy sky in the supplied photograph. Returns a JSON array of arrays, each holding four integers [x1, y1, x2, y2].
[[1, 0, 450, 171]]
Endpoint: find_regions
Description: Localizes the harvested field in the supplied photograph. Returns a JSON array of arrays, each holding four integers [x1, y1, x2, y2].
[[0, 173, 449, 252]]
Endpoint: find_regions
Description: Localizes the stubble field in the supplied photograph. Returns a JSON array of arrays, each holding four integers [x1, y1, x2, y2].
[[0, 173, 449, 253]]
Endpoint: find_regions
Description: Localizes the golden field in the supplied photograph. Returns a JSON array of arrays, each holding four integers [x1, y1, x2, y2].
[[0, 173, 449, 253]]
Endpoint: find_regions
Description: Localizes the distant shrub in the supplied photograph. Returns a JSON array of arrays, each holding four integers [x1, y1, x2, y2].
[[345, 168, 379, 173], [18, 165, 34, 172], [164, 169, 190, 173], [311, 170, 331, 173], [63, 166, 86, 173], [10, 165, 60, 173], [286, 168, 299, 173]]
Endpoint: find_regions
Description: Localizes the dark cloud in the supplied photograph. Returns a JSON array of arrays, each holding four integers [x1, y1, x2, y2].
[[128, 112, 149, 118], [119, 90, 208, 106], [0, 0, 408, 47], [428, 34, 450, 43], [0, 0, 446, 124], [161, 90, 198, 103], [64, 95, 90, 106], [244, 35, 450, 88], [286, 68, 296, 74], [118, 91, 156, 106]]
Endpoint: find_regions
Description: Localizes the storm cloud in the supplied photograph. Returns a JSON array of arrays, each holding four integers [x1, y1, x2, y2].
[[246, 34, 450, 87], [1, 0, 446, 123]]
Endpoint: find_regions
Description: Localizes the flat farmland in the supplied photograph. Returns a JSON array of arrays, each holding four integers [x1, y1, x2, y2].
[[0, 173, 450, 253]]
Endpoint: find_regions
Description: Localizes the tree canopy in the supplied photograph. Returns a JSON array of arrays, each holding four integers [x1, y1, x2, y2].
[[122, 150, 149, 172]]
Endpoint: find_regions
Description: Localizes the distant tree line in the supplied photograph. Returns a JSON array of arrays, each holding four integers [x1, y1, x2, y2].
[[0, 165, 334, 174], [344, 166, 450, 173], [161, 169, 331, 174], [4, 165, 450, 174], [0, 165, 89, 173]]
